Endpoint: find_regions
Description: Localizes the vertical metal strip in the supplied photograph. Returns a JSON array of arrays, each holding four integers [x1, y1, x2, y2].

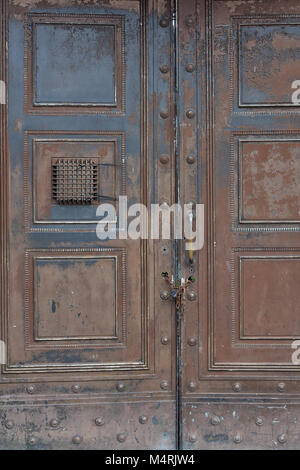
[[0, 0, 8, 374], [173, 0, 182, 451]]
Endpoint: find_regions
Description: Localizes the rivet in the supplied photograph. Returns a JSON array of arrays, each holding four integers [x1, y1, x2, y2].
[[159, 18, 169, 28], [186, 17, 194, 26], [139, 415, 148, 424], [255, 417, 264, 426], [116, 383, 125, 392], [117, 432, 127, 443], [186, 63, 195, 73], [159, 154, 170, 164], [5, 419, 14, 430], [160, 380, 168, 390], [72, 435, 82, 445], [26, 384, 36, 394], [160, 290, 170, 301], [72, 384, 81, 393], [95, 417, 105, 426], [278, 433, 287, 444], [188, 433, 197, 443], [277, 382, 286, 392], [160, 64, 169, 74], [160, 110, 169, 119], [28, 437, 36, 446], [160, 200, 170, 208], [211, 416, 220, 426], [188, 381, 197, 392], [187, 291, 197, 301], [186, 109, 195, 119], [187, 336, 197, 346], [233, 434, 242, 444], [186, 155, 196, 164], [50, 418, 59, 428], [233, 382, 242, 392], [161, 336, 169, 345]]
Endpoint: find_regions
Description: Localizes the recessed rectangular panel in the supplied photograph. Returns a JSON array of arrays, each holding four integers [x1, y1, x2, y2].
[[239, 23, 300, 107], [240, 140, 300, 222], [240, 257, 300, 339], [24, 132, 124, 230], [34, 256, 118, 341], [24, 13, 125, 114], [35, 23, 116, 105]]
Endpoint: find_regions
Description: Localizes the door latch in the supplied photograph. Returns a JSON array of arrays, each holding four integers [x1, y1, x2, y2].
[[161, 272, 195, 314]]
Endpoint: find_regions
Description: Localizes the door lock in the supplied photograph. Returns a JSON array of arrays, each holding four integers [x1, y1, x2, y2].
[[161, 272, 195, 314]]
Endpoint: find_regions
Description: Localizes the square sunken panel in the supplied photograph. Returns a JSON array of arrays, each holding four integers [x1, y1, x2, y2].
[[239, 140, 300, 223], [24, 13, 125, 114], [238, 22, 300, 107], [240, 256, 300, 339]]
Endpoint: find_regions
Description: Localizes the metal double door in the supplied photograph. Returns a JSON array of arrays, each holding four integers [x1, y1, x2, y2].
[[1, 0, 300, 449]]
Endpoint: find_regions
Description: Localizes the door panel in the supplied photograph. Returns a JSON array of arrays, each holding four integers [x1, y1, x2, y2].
[[0, 0, 176, 449], [179, 0, 300, 449], [2, 0, 300, 451]]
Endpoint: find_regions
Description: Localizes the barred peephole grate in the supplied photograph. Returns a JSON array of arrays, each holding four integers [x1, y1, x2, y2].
[[52, 158, 98, 205]]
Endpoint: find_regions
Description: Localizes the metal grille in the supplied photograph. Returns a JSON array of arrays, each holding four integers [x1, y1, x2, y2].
[[52, 158, 98, 205]]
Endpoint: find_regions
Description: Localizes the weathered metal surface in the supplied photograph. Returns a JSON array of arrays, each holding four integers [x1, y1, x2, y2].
[[183, 401, 300, 450], [179, 0, 300, 449], [0, 0, 176, 449], [0, 401, 175, 449], [2, 0, 300, 450]]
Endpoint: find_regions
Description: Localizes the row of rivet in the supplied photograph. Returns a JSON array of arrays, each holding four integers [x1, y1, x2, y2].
[[188, 432, 287, 445], [186, 381, 288, 392], [23, 380, 287, 395], [160, 290, 197, 301], [25, 431, 288, 446]]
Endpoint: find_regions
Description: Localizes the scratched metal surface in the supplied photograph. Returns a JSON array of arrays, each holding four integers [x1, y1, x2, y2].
[[1, 0, 300, 450], [0, 0, 176, 449]]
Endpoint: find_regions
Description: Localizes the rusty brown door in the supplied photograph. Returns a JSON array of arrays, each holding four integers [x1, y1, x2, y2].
[[178, 0, 300, 450], [0, 0, 177, 449], [1, 0, 300, 451]]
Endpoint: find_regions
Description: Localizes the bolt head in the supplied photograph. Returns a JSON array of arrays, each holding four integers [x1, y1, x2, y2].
[[5, 419, 14, 430], [72, 435, 82, 445], [160, 380, 168, 390], [139, 415, 148, 424], [277, 382, 286, 392], [160, 110, 169, 119], [186, 109, 195, 119], [233, 434, 242, 444], [26, 385, 36, 394], [159, 154, 170, 164], [50, 418, 59, 428], [161, 336, 169, 345], [186, 155, 196, 164], [117, 432, 127, 443], [188, 381, 197, 392], [188, 336, 197, 346], [160, 64, 169, 74], [95, 417, 105, 426], [28, 437, 36, 446], [186, 63, 195, 73], [233, 382, 242, 392], [189, 433, 197, 443], [255, 417, 264, 426], [72, 384, 81, 393], [187, 290, 197, 301], [278, 433, 287, 444], [211, 415, 220, 425], [116, 383, 125, 392], [160, 290, 170, 301], [159, 18, 169, 28]]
